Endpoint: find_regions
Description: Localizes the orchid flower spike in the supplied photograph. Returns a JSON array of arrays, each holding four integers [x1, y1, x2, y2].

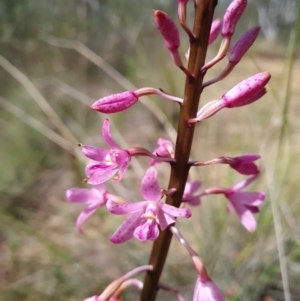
[[190, 72, 271, 123], [82, 119, 131, 185], [91, 87, 183, 114], [149, 138, 174, 166], [66, 184, 107, 233], [204, 174, 265, 232], [107, 167, 191, 243]]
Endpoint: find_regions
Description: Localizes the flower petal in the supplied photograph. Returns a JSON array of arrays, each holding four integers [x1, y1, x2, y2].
[[231, 173, 259, 192], [140, 167, 162, 201], [229, 199, 257, 232], [229, 191, 265, 207], [157, 208, 175, 230], [66, 188, 101, 204], [188, 181, 202, 194], [85, 162, 118, 185], [106, 199, 146, 215], [161, 203, 192, 218], [133, 219, 159, 242], [109, 211, 142, 244], [112, 156, 131, 182], [81, 145, 110, 161], [76, 205, 99, 234], [102, 119, 118, 148]]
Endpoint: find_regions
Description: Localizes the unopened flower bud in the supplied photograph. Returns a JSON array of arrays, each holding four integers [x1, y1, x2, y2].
[[233, 87, 266, 108], [229, 26, 260, 64], [91, 91, 138, 113], [222, 72, 270, 108], [209, 19, 221, 45], [154, 10, 180, 51], [178, 0, 189, 23], [190, 72, 270, 123], [229, 154, 260, 175], [92, 87, 183, 114], [222, 0, 247, 38], [193, 277, 225, 301]]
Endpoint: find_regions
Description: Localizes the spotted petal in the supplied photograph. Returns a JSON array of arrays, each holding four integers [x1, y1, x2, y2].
[[109, 211, 143, 244], [133, 219, 159, 242], [161, 203, 192, 218], [85, 162, 118, 185], [140, 167, 162, 202], [81, 145, 110, 161], [106, 199, 146, 215]]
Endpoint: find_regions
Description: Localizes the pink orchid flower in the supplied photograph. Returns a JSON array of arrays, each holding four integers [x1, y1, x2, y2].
[[225, 175, 265, 232], [106, 167, 191, 243], [204, 174, 265, 232], [183, 179, 202, 206], [66, 184, 107, 233], [149, 138, 174, 166], [82, 119, 131, 185]]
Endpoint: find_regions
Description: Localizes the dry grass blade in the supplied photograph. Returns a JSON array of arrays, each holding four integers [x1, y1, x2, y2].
[[41, 36, 177, 141], [0, 55, 78, 147], [0, 96, 83, 159]]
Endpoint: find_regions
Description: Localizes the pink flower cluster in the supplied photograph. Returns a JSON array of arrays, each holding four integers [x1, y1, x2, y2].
[[65, 0, 271, 300]]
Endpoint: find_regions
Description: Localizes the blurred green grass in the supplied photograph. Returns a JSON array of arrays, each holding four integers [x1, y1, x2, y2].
[[0, 0, 300, 300]]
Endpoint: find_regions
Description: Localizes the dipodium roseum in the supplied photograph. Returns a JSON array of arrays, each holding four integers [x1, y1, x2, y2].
[[82, 119, 131, 185], [106, 167, 191, 243], [66, 184, 107, 233]]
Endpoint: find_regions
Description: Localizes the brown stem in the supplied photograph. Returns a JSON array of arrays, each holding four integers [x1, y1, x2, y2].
[[139, 1, 218, 301]]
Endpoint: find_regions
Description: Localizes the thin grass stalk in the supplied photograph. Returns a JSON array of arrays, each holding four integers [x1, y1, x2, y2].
[[267, 5, 300, 301]]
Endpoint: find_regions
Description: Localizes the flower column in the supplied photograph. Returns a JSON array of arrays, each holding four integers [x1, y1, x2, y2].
[[140, 1, 218, 300]]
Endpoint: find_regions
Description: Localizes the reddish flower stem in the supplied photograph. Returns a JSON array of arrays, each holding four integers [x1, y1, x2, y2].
[[139, 1, 218, 301]]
